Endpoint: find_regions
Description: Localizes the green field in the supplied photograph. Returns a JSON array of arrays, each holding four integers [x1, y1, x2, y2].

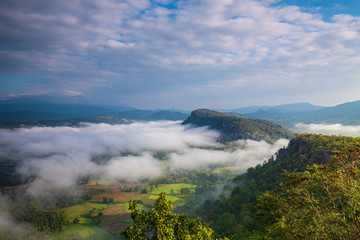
[[64, 202, 109, 220], [147, 183, 197, 204], [53, 218, 115, 240], [150, 183, 196, 195]]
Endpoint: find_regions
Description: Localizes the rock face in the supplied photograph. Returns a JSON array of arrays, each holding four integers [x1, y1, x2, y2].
[[182, 109, 294, 143]]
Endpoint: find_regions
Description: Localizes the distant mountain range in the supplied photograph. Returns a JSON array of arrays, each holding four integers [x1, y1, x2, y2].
[[225, 102, 325, 114], [218, 101, 360, 125], [182, 109, 294, 143], [244, 101, 360, 125], [0, 102, 190, 122], [1, 100, 360, 127]]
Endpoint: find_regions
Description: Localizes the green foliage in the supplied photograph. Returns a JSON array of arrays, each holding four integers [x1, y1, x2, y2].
[[123, 192, 228, 240], [191, 134, 360, 239], [182, 109, 294, 143], [72, 217, 80, 224], [255, 146, 360, 239], [11, 199, 70, 233], [180, 188, 191, 195], [52, 220, 115, 240], [103, 196, 108, 203], [0, 223, 50, 240]]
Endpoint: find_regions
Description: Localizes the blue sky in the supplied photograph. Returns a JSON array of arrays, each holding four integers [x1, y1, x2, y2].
[[0, 0, 359, 110]]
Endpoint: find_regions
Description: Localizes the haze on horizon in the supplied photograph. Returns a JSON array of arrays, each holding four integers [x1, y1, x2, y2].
[[0, 0, 360, 109]]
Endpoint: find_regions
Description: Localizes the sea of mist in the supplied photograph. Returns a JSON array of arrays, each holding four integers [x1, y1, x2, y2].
[[294, 123, 360, 137], [0, 121, 288, 199]]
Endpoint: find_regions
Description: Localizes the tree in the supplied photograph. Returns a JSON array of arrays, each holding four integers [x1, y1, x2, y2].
[[11, 199, 70, 233], [180, 188, 191, 195], [255, 146, 360, 239], [103, 196, 108, 203], [123, 192, 228, 240]]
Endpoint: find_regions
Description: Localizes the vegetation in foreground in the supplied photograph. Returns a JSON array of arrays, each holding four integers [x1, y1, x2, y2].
[[124, 192, 228, 240], [256, 147, 360, 239], [189, 134, 360, 239]]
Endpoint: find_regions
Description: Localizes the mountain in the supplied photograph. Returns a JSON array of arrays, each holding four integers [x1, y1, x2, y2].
[[145, 110, 189, 121], [309, 100, 360, 124], [0, 102, 134, 121], [106, 109, 157, 119], [242, 100, 360, 125], [187, 133, 360, 239], [182, 109, 294, 142], [0, 102, 190, 123], [228, 102, 324, 114]]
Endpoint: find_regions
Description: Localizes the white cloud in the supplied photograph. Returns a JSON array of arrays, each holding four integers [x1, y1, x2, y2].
[[107, 39, 135, 49], [1, 0, 360, 108], [170, 139, 289, 171], [63, 90, 83, 96], [0, 121, 288, 198], [102, 153, 162, 182], [295, 123, 360, 137]]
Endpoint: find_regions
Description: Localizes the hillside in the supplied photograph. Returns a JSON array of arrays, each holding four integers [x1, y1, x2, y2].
[[182, 109, 294, 142], [188, 134, 360, 239], [243, 100, 360, 125]]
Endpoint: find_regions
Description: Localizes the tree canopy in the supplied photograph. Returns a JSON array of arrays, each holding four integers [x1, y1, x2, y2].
[[123, 192, 228, 240], [255, 145, 360, 239]]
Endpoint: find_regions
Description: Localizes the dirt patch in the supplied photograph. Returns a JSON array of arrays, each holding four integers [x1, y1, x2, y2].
[[86, 188, 106, 195], [98, 205, 132, 232], [91, 190, 145, 204]]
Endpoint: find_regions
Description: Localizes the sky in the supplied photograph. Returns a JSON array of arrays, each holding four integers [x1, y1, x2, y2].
[[0, 0, 360, 110]]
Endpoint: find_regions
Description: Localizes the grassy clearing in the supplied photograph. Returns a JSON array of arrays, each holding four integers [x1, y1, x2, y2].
[[149, 194, 185, 204], [64, 202, 109, 220], [150, 183, 197, 195], [52, 218, 115, 240], [147, 183, 197, 205]]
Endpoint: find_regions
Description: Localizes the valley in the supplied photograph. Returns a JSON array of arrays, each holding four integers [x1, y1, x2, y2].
[[1, 105, 360, 239]]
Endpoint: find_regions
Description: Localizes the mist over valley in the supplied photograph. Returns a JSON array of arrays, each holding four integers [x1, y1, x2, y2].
[[2, 103, 360, 239]]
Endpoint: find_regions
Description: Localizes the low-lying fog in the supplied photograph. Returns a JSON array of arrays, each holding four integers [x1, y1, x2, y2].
[[2, 121, 357, 199], [294, 123, 360, 137], [0, 121, 288, 198]]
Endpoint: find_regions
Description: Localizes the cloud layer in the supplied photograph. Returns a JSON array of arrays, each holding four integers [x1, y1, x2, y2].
[[1, 0, 360, 108], [0, 121, 288, 197], [295, 123, 360, 137]]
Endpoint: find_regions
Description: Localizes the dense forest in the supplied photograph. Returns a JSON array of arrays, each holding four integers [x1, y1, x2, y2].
[[181, 134, 360, 239], [182, 109, 294, 143]]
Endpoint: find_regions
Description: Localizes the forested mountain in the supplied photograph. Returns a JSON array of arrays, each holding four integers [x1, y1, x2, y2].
[[186, 134, 360, 239], [182, 109, 294, 142], [243, 100, 360, 125], [2, 100, 359, 124]]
